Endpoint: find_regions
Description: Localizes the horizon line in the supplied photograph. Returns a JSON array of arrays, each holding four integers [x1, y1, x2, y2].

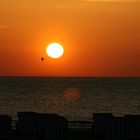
[[0, 76, 140, 78]]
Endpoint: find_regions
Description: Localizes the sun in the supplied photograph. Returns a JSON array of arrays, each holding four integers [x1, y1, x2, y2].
[[46, 43, 64, 59]]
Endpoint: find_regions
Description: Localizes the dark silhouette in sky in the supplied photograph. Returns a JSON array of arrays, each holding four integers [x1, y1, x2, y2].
[[41, 57, 44, 62]]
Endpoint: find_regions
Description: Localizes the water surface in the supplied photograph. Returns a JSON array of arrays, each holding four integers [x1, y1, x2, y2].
[[0, 77, 140, 120]]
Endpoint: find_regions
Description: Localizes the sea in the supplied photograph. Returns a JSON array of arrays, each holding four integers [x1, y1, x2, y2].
[[0, 77, 140, 121]]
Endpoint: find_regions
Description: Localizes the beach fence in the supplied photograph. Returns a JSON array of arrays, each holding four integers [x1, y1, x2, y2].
[[1, 112, 140, 140]]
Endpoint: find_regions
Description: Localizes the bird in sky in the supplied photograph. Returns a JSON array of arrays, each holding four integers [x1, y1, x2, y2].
[[41, 57, 45, 62]]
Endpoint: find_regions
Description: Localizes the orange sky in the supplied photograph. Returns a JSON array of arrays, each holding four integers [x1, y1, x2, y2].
[[0, 0, 140, 77]]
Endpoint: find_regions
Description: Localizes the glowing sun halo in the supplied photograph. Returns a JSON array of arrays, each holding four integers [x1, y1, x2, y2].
[[46, 43, 64, 59]]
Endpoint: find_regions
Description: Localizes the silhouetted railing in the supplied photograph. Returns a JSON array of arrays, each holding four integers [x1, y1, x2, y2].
[[1, 112, 140, 140]]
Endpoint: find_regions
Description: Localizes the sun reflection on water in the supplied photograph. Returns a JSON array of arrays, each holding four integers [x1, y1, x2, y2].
[[64, 87, 81, 103]]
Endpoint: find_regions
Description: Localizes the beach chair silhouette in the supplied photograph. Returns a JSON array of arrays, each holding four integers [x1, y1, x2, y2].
[[124, 115, 140, 140], [36, 113, 59, 138], [105, 117, 124, 140], [92, 113, 113, 136], [43, 114, 68, 140], [16, 112, 37, 136], [0, 115, 12, 139]]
